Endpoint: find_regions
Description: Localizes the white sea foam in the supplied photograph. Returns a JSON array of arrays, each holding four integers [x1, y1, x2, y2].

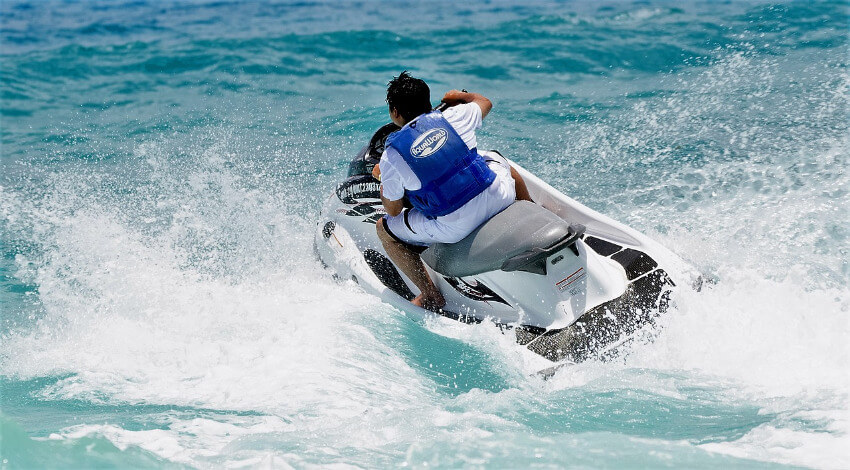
[[0, 140, 440, 465], [2, 24, 848, 469], [4, 120, 847, 469], [536, 44, 850, 469]]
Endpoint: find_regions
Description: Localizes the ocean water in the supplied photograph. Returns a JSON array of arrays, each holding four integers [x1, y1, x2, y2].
[[1, 0, 848, 468]]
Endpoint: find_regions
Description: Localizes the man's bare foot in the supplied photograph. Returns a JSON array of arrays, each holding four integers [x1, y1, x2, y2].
[[411, 292, 446, 312]]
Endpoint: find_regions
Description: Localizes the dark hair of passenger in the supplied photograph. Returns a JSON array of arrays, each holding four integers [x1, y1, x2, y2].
[[386, 71, 432, 122]]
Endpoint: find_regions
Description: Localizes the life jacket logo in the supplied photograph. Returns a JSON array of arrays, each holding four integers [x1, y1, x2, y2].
[[410, 128, 448, 158]]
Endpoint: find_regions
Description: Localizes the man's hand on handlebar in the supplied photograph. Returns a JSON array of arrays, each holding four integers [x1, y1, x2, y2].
[[441, 89, 468, 107], [440, 90, 493, 118]]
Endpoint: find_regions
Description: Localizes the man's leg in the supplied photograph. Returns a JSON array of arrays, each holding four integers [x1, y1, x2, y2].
[[510, 165, 533, 202], [376, 218, 445, 311], [483, 153, 532, 203]]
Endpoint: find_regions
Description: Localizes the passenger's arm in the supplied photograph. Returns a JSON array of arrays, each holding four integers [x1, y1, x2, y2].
[[441, 90, 492, 119], [510, 165, 533, 202], [381, 187, 404, 217], [376, 154, 405, 216]]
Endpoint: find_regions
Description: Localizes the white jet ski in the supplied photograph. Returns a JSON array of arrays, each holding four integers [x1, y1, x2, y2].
[[315, 122, 698, 363]]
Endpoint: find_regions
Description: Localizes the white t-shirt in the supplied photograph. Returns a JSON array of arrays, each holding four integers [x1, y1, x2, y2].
[[379, 102, 483, 201], [378, 102, 516, 244]]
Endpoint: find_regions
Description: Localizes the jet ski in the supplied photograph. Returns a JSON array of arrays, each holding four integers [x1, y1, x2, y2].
[[315, 121, 698, 364]]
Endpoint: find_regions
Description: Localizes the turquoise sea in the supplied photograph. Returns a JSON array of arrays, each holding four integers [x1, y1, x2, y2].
[[1, 1, 848, 468]]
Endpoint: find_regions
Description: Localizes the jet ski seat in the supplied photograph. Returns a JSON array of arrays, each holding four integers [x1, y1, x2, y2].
[[421, 201, 585, 277]]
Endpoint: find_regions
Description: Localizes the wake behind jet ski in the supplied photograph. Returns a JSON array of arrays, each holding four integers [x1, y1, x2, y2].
[[315, 121, 697, 364]]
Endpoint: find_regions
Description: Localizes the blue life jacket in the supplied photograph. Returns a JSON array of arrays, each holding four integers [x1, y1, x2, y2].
[[385, 111, 496, 219]]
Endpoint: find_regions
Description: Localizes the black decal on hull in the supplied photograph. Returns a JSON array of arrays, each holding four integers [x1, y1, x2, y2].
[[363, 249, 415, 301], [444, 277, 511, 306], [345, 202, 379, 217], [611, 248, 659, 281], [322, 221, 335, 239], [584, 236, 622, 256], [336, 175, 381, 204]]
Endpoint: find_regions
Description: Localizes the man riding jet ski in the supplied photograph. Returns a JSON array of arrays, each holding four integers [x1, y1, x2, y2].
[[373, 71, 532, 312], [315, 73, 697, 364]]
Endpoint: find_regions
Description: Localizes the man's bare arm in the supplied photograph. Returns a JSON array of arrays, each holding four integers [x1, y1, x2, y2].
[[441, 90, 492, 119], [381, 186, 404, 217]]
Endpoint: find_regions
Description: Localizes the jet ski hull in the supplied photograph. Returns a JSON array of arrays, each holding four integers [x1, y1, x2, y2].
[[315, 150, 695, 363]]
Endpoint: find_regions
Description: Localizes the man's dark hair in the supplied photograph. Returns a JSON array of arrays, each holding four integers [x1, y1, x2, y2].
[[386, 71, 432, 121]]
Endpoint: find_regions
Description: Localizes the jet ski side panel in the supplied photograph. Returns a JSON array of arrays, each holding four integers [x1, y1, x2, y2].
[[465, 238, 629, 330]]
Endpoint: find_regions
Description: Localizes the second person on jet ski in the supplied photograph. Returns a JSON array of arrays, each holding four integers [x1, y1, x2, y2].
[[372, 71, 531, 311]]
